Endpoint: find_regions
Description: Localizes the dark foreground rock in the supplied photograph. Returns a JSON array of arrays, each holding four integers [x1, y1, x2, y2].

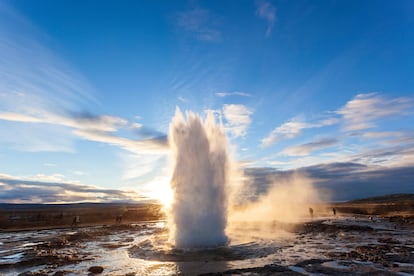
[[88, 266, 104, 274], [199, 263, 302, 276], [199, 258, 411, 276]]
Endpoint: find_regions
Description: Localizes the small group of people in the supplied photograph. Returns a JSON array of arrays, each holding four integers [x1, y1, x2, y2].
[[71, 214, 124, 227], [308, 207, 337, 218]]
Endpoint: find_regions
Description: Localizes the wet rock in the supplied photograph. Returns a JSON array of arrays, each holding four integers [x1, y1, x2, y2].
[[18, 272, 48, 276], [295, 258, 332, 267], [88, 266, 104, 274], [53, 272, 65, 276], [299, 220, 374, 234], [294, 259, 340, 274], [347, 243, 414, 266], [378, 237, 400, 244], [199, 263, 302, 275]]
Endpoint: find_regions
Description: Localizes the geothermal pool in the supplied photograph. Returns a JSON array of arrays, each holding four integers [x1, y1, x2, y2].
[[1, 216, 414, 275]]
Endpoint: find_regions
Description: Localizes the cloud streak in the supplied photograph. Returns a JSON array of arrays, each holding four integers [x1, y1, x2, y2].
[[282, 138, 338, 156], [0, 4, 99, 152], [261, 120, 310, 147], [0, 110, 168, 154], [337, 93, 412, 131], [0, 5, 95, 113], [255, 0, 276, 36], [176, 8, 221, 41], [215, 91, 252, 97], [0, 174, 144, 203], [261, 117, 337, 147], [261, 93, 412, 147]]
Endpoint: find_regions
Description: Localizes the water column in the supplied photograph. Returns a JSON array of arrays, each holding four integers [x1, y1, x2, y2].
[[169, 108, 229, 248]]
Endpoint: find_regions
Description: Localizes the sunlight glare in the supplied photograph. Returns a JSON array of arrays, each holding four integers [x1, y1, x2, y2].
[[149, 176, 174, 207]]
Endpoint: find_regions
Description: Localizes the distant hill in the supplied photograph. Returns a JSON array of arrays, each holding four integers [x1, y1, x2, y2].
[[0, 201, 155, 211], [0, 201, 163, 231], [347, 193, 414, 204]]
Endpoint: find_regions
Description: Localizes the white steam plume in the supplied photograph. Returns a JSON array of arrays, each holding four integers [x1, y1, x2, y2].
[[168, 107, 230, 248], [230, 173, 327, 224]]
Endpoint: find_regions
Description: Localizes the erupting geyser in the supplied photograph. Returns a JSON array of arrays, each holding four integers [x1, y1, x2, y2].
[[169, 108, 229, 248]]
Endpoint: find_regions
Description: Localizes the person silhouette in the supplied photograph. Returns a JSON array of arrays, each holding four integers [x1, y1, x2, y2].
[[309, 207, 314, 218], [71, 215, 80, 227]]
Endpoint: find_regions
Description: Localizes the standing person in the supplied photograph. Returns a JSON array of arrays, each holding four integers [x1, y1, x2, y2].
[[71, 216, 77, 227], [71, 215, 80, 227], [309, 207, 314, 218], [332, 207, 337, 217]]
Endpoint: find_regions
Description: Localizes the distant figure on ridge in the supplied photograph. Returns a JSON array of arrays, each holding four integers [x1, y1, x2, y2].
[[309, 207, 314, 219], [332, 207, 337, 217], [116, 214, 123, 224]]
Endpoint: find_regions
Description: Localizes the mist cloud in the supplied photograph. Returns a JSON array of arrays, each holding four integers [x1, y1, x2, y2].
[[230, 172, 324, 225]]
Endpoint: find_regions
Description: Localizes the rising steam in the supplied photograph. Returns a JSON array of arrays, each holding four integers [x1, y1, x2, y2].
[[168, 108, 229, 248], [230, 172, 327, 224]]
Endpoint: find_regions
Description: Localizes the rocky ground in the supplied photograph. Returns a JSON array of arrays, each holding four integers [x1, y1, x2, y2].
[[202, 216, 414, 275], [1, 215, 413, 276]]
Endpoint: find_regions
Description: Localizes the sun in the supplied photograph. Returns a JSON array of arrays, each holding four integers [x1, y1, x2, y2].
[[147, 176, 174, 208], [156, 182, 174, 207]]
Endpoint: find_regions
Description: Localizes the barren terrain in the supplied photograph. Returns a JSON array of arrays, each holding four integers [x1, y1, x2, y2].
[[1, 194, 414, 276]]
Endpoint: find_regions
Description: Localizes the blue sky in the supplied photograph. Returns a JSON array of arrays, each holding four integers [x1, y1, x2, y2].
[[0, 0, 413, 203]]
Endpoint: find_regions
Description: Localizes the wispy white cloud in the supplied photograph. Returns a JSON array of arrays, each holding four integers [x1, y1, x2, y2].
[[360, 131, 404, 139], [31, 173, 66, 182], [261, 120, 310, 147], [261, 93, 413, 148], [281, 138, 338, 156], [222, 104, 253, 138], [0, 110, 129, 133], [0, 4, 97, 152], [349, 143, 414, 168], [255, 0, 276, 37], [0, 173, 143, 203], [178, 96, 188, 103], [176, 8, 221, 41], [261, 117, 337, 147], [265, 131, 414, 170], [73, 129, 167, 154], [0, 109, 168, 154], [71, 170, 85, 176], [337, 93, 412, 131], [0, 4, 163, 150], [0, 5, 95, 112], [215, 91, 252, 97]]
